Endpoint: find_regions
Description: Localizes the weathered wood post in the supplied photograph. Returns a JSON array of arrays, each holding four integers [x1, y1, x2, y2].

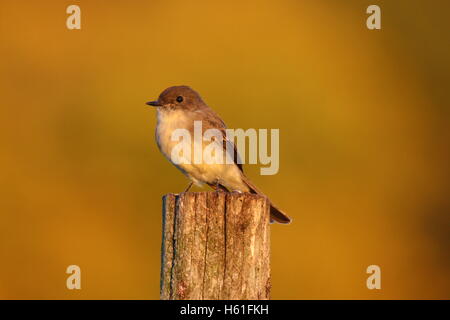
[[160, 191, 271, 300]]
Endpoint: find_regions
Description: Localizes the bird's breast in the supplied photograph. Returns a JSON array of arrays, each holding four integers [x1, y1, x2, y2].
[[154, 109, 247, 190], [155, 109, 192, 161]]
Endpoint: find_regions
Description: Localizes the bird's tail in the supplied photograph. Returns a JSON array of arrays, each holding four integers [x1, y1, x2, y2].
[[241, 176, 292, 224]]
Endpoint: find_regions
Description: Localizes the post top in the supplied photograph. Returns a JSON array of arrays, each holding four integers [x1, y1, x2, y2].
[[163, 191, 268, 201]]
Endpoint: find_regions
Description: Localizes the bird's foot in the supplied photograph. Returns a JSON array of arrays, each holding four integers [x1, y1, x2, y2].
[[215, 181, 228, 193], [208, 181, 228, 193], [183, 182, 193, 193]]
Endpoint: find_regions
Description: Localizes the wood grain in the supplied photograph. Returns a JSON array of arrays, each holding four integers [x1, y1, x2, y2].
[[160, 192, 271, 300]]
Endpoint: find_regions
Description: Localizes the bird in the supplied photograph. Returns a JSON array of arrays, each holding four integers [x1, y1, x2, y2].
[[146, 85, 291, 224]]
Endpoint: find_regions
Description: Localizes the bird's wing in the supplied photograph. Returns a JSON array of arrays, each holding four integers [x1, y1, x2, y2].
[[200, 109, 244, 173]]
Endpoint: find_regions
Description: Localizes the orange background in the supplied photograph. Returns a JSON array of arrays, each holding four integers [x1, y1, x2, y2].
[[0, 0, 449, 299]]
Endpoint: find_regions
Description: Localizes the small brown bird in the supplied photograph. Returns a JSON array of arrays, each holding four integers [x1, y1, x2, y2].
[[146, 86, 291, 224]]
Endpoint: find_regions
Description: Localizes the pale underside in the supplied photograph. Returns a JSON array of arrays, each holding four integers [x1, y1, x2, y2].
[[156, 108, 249, 192]]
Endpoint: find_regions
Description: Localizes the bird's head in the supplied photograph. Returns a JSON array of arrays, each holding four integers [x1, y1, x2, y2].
[[146, 86, 205, 111]]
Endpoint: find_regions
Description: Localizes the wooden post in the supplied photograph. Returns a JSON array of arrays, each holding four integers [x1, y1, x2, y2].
[[160, 191, 271, 300]]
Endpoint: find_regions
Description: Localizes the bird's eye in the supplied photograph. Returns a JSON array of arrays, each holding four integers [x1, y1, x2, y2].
[[176, 96, 183, 103]]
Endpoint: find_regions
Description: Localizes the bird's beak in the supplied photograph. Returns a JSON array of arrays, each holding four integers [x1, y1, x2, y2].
[[146, 100, 161, 107]]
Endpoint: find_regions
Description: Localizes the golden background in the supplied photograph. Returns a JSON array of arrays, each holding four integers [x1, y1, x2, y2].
[[0, 0, 449, 299]]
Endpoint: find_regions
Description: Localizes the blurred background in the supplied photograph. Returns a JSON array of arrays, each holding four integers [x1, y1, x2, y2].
[[0, 0, 449, 299]]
